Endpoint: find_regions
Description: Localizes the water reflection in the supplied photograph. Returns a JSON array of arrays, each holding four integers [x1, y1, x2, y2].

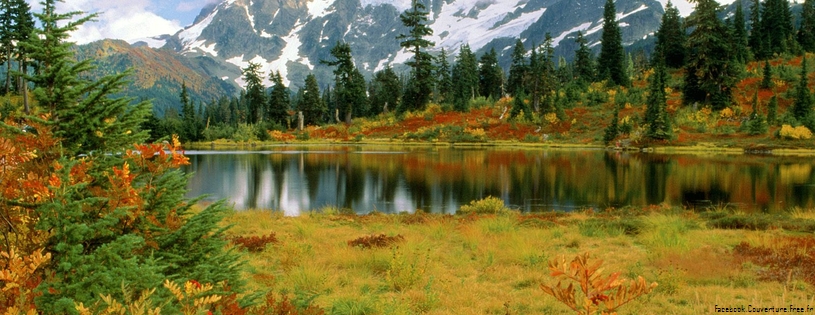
[[183, 147, 815, 214]]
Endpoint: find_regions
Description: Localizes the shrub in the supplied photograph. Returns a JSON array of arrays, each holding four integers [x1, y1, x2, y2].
[[457, 196, 512, 215], [347, 234, 404, 249], [386, 248, 428, 292], [540, 252, 657, 315], [779, 124, 813, 140], [229, 233, 279, 252]]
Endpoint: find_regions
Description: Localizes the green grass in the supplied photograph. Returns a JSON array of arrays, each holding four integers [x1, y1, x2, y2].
[[223, 207, 815, 314]]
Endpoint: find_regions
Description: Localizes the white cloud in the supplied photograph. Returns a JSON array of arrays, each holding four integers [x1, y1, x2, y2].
[[27, 0, 183, 44]]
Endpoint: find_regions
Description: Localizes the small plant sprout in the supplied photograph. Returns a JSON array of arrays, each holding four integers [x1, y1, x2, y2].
[[540, 252, 657, 315]]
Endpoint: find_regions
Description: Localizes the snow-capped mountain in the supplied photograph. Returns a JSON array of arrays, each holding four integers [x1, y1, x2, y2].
[[141, 0, 671, 90]]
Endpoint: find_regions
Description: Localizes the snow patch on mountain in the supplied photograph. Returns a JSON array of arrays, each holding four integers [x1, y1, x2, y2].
[[308, 0, 335, 18], [659, 0, 736, 17], [430, 0, 546, 52], [269, 20, 311, 86], [552, 22, 592, 47], [179, 8, 218, 47], [360, 0, 411, 11]]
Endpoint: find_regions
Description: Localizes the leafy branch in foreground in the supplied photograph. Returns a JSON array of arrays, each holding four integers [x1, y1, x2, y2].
[[540, 252, 657, 315]]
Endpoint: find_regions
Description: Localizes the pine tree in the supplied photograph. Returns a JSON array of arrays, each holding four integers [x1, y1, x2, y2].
[[598, 0, 629, 86], [573, 31, 594, 83], [762, 0, 794, 56], [398, 0, 435, 112], [479, 47, 503, 100], [800, 0, 815, 52], [369, 65, 402, 115], [298, 74, 326, 125], [748, 0, 764, 58], [791, 56, 813, 123], [22, 1, 245, 311], [655, 1, 686, 68], [645, 61, 671, 140], [539, 33, 557, 113], [507, 39, 528, 96], [768, 94, 778, 125], [241, 62, 266, 124], [760, 59, 773, 89], [748, 89, 768, 135], [732, 1, 749, 63], [603, 106, 619, 145], [322, 42, 366, 123], [451, 44, 479, 112], [180, 82, 201, 142], [435, 48, 452, 103], [268, 71, 291, 126], [683, 0, 738, 110]]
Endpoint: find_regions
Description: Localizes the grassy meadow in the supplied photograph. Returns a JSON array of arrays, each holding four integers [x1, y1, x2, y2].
[[221, 202, 815, 314]]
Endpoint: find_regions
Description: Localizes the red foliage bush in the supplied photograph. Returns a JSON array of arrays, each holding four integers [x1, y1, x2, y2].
[[733, 236, 815, 286], [347, 234, 404, 249], [229, 233, 278, 252]]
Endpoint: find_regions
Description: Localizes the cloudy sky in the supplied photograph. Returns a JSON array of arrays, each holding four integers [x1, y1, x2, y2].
[[26, 0, 215, 44]]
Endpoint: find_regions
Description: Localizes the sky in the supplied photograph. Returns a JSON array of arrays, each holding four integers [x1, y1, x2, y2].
[[25, 0, 216, 44]]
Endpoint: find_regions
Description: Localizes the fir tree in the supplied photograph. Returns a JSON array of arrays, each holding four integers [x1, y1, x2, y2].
[[603, 106, 619, 145], [748, 89, 768, 135], [180, 82, 201, 142], [478, 47, 503, 100], [768, 94, 778, 125], [598, 0, 629, 86], [268, 71, 291, 126], [451, 44, 479, 112], [732, 1, 749, 63], [683, 0, 738, 110], [748, 0, 764, 58], [645, 61, 671, 140], [573, 31, 594, 83], [791, 56, 813, 123], [435, 48, 452, 103], [298, 74, 326, 126], [535, 34, 556, 113], [507, 39, 528, 96], [760, 59, 773, 89], [761, 0, 794, 56], [799, 0, 815, 52], [369, 65, 402, 115], [241, 62, 266, 124], [0, 0, 13, 94], [398, 0, 435, 112], [322, 42, 366, 123], [655, 1, 686, 68]]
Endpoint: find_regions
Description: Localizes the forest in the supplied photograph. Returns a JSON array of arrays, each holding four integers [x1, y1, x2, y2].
[[144, 0, 815, 149]]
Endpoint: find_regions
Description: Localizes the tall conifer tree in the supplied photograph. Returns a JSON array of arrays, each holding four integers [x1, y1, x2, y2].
[[573, 31, 594, 83], [748, 0, 764, 58], [656, 1, 686, 68], [398, 0, 435, 112], [435, 48, 453, 103], [241, 62, 266, 124], [507, 39, 528, 96], [268, 71, 291, 126], [298, 74, 326, 125], [598, 0, 629, 86], [478, 47, 503, 100], [799, 0, 815, 52], [683, 0, 737, 110], [451, 44, 479, 111]]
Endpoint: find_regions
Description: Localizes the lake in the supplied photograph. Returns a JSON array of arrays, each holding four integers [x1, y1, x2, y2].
[[182, 145, 815, 215]]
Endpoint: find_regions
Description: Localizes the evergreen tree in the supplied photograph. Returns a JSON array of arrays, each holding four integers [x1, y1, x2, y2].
[[799, 0, 815, 52], [241, 62, 266, 124], [0, 0, 13, 94], [507, 39, 528, 96], [573, 31, 594, 83], [509, 91, 531, 120], [435, 48, 452, 103], [268, 71, 291, 126], [761, 0, 794, 56], [597, 0, 629, 86], [760, 59, 773, 89], [748, 89, 768, 135], [645, 61, 671, 140], [603, 106, 620, 145], [322, 42, 366, 123], [369, 65, 402, 115], [768, 94, 778, 125], [538, 34, 557, 113], [398, 0, 435, 112], [298, 74, 326, 126], [478, 47, 503, 100], [23, 1, 245, 311], [683, 0, 738, 110], [451, 44, 479, 111], [655, 1, 686, 68], [732, 1, 749, 63], [179, 82, 201, 142], [748, 0, 764, 58], [791, 56, 813, 123]]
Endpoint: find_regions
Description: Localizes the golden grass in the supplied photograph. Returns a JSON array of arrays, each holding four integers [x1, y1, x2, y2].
[[223, 210, 814, 314]]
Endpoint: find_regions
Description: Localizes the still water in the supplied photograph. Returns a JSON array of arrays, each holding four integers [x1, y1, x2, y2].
[[183, 146, 815, 215]]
